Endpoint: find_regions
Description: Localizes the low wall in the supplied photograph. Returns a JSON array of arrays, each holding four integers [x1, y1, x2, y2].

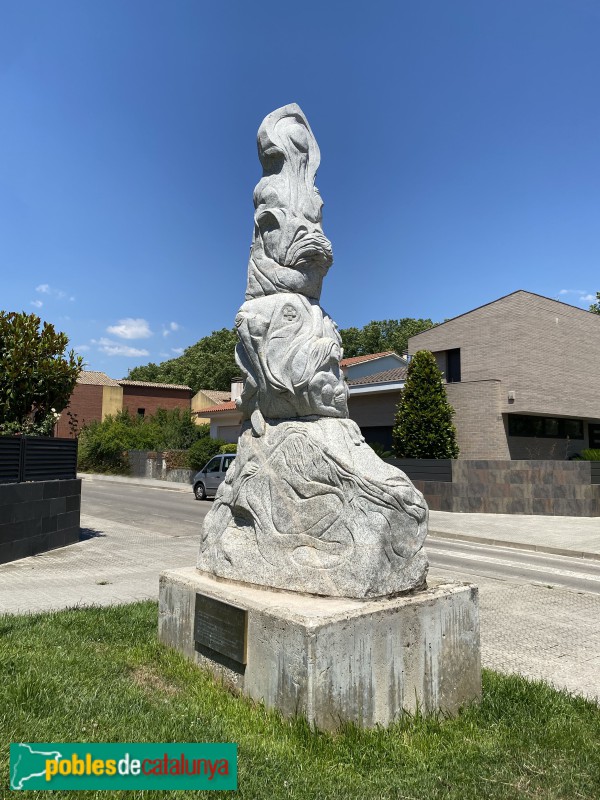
[[0, 479, 81, 564], [127, 451, 194, 484], [386, 459, 600, 516]]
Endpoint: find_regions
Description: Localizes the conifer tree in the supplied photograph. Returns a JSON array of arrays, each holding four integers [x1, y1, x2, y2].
[[392, 350, 459, 459]]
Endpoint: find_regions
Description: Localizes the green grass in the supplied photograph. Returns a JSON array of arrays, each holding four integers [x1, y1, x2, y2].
[[1, 602, 599, 799]]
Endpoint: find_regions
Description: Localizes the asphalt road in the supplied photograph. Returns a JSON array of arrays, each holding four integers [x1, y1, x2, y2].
[[82, 480, 207, 536], [81, 480, 600, 595]]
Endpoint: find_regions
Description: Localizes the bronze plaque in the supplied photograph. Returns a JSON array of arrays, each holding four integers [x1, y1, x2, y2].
[[194, 594, 248, 665]]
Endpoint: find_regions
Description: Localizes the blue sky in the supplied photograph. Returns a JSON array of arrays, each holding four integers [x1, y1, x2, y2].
[[1, 1, 599, 378]]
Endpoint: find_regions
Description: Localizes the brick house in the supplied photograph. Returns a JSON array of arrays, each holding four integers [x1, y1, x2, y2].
[[55, 372, 192, 437], [54, 371, 122, 437], [119, 380, 193, 418], [408, 290, 600, 459]]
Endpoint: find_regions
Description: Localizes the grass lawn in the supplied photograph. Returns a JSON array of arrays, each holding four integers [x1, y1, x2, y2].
[[1, 601, 599, 799]]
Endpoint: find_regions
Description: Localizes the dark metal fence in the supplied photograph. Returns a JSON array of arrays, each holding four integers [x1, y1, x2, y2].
[[0, 436, 78, 484], [385, 458, 453, 483]]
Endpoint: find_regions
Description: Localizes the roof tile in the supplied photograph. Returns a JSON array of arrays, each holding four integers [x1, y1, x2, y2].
[[119, 380, 191, 391], [77, 371, 120, 387], [340, 351, 397, 367], [347, 367, 407, 386], [195, 401, 239, 414]]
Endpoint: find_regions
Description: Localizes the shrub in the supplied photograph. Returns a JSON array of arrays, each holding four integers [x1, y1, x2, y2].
[[393, 350, 459, 459], [146, 409, 209, 450], [188, 437, 226, 471], [163, 450, 191, 470], [77, 409, 211, 474], [77, 420, 130, 474], [578, 449, 600, 461], [219, 443, 237, 454], [368, 442, 392, 459]]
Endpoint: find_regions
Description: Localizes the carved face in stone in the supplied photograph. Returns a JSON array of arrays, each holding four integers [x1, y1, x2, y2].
[[234, 294, 348, 420], [246, 105, 333, 301]]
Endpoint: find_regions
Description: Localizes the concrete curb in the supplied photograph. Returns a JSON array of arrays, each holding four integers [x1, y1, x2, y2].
[[428, 529, 600, 562]]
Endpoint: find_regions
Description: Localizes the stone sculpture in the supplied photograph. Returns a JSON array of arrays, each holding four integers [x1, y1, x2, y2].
[[198, 104, 429, 598]]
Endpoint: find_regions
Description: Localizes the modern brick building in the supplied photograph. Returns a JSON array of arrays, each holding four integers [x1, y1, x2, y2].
[[55, 372, 193, 437], [408, 290, 600, 459]]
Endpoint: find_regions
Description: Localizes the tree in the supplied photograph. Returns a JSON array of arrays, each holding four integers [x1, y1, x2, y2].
[[126, 318, 437, 392], [0, 311, 83, 436], [392, 349, 459, 459], [127, 328, 238, 392], [340, 318, 435, 358], [77, 409, 211, 473], [589, 293, 600, 314]]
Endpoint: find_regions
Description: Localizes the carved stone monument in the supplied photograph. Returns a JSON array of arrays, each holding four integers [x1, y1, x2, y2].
[[159, 104, 481, 729], [198, 104, 428, 598]]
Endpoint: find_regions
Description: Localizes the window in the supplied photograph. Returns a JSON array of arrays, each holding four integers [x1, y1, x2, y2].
[[223, 455, 235, 471], [137, 408, 145, 417], [446, 349, 461, 383], [206, 458, 222, 473], [508, 415, 583, 439]]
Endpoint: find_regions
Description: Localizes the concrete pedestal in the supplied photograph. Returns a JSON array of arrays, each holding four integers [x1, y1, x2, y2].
[[158, 568, 481, 731]]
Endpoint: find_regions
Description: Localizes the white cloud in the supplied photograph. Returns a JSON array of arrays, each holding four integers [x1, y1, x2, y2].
[[106, 318, 152, 339], [558, 289, 595, 307], [162, 321, 181, 337], [31, 300, 43, 308], [35, 283, 68, 300], [93, 337, 150, 357], [74, 344, 90, 353], [171, 347, 184, 355]]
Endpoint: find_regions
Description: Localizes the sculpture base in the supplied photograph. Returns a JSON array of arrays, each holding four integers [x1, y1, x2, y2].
[[158, 568, 481, 731]]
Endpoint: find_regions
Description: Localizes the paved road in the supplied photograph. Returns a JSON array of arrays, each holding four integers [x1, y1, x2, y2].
[[0, 480, 598, 702], [428, 537, 600, 595], [82, 479, 206, 535]]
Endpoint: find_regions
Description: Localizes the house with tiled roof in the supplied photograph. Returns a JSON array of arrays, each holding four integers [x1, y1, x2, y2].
[[343, 352, 407, 448], [55, 372, 193, 437], [191, 388, 232, 425]]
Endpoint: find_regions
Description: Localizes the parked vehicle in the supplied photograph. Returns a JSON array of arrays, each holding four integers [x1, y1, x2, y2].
[[193, 453, 236, 500]]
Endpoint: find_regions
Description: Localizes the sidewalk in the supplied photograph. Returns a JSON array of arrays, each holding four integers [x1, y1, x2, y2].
[[80, 472, 600, 561], [79, 473, 191, 492]]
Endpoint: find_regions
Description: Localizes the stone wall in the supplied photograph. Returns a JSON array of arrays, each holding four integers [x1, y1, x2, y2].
[[0, 479, 81, 564], [127, 450, 194, 484], [406, 460, 600, 516]]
